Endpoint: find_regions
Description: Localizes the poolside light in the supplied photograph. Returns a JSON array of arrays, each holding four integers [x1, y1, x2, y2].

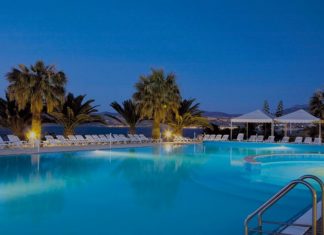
[[27, 130, 40, 151], [164, 130, 172, 139], [27, 131, 37, 140]]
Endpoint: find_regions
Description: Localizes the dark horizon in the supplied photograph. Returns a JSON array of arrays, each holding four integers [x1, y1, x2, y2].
[[0, 1, 323, 113]]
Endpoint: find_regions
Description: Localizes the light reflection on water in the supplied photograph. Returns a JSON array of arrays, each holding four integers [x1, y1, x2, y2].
[[0, 142, 323, 234]]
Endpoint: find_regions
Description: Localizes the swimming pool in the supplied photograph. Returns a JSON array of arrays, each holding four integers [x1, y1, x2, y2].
[[0, 142, 324, 234]]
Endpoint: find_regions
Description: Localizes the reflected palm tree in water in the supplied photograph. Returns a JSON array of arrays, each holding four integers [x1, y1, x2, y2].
[[0, 152, 105, 217], [112, 146, 207, 209]]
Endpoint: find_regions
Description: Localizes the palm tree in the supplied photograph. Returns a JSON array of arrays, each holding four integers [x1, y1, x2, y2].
[[0, 94, 32, 139], [107, 99, 141, 134], [133, 69, 181, 139], [309, 91, 324, 119], [167, 99, 210, 136], [47, 93, 105, 136], [6, 61, 67, 138]]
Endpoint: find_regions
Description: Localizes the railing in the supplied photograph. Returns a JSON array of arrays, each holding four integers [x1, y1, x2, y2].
[[244, 175, 324, 235]]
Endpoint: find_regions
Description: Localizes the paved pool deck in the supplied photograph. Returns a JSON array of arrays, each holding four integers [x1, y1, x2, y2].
[[0, 141, 200, 156]]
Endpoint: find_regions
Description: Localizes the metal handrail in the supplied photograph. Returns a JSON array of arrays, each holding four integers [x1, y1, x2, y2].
[[299, 174, 324, 233], [244, 177, 318, 235]]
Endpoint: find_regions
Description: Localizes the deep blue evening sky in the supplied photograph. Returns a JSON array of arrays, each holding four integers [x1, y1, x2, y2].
[[0, 0, 323, 113]]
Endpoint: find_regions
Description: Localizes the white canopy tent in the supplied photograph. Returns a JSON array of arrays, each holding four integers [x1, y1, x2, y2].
[[230, 110, 274, 140], [274, 109, 321, 139]]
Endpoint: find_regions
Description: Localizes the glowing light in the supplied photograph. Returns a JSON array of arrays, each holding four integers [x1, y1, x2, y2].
[[27, 131, 37, 140], [164, 143, 173, 153], [164, 130, 172, 139]]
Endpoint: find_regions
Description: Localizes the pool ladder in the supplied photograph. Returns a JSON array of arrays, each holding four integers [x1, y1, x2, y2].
[[244, 175, 324, 235]]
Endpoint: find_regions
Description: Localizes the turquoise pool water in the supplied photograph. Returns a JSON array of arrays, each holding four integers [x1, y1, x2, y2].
[[1, 142, 324, 235]]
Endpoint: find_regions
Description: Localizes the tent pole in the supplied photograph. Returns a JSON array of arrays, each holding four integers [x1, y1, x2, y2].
[[271, 122, 274, 136], [284, 124, 287, 136], [230, 121, 232, 140], [319, 121, 322, 142]]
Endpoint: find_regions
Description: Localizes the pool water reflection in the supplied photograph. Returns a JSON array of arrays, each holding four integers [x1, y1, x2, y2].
[[0, 142, 324, 234]]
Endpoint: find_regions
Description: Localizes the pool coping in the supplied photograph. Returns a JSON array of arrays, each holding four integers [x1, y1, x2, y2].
[[281, 201, 322, 235], [0, 142, 199, 157]]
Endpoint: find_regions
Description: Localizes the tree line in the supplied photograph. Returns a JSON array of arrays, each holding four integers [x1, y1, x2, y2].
[[263, 90, 323, 120], [0, 61, 209, 140]]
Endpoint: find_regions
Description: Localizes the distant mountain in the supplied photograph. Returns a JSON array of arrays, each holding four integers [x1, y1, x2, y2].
[[202, 111, 239, 118], [202, 104, 310, 119], [98, 104, 310, 124], [282, 104, 309, 114]]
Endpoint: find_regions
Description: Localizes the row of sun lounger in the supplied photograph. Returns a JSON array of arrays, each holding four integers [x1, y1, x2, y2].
[[0, 135, 30, 148], [202, 134, 229, 141], [173, 136, 195, 143], [44, 134, 158, 146], [0, 134, 157, 148], [202, 133, 322, 144]]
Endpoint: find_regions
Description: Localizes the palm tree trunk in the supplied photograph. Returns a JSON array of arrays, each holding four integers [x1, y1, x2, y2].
[[129, 125, 136, 134], [31, 112, 42, 139], [176, 128, 183, 137], [172, 126, 182, 136], [64, 127, 74, 137], [152, 118, 160, 139], [12, 126, 26, 140]]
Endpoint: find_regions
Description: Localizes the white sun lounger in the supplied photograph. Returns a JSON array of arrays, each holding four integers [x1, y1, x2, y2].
[[133, 134, 143, 142], [67, 135, 84, 145], [0, 136, 9, 148], [127, 134, 140, 143], [118, 134, 131, 143], [174, 136, 191, 143], [111, 134, 124, 143], [7, 135, 29, 147], [215, 134, 222, 141], [203, 134, 210, 141], [44, 135, 62, 146], [67, 135, 79, 145], [314, 138, 321, 145], [248, 135, 256, 142], [84, 135, 98, 144], [75, 135, 89, 145], [256, 135, 264, 142], [91, 135, 107, 144], [98, 135, 112, 144], [138, 134, 152, 143], [264, 136, 275, 143], [281, 136, 290, 143], [294, 137, 303, 144], [236, 133, 244, 142], [56, 135, 73, 145], [104, 134, 117, 144], [303, 137, 312, 144], [174, 136, 185, 143], [221, 135, 229, 141], [135, 134, 151, 143]]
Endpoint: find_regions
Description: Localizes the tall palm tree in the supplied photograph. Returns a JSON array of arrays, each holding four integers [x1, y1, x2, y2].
[[47, 93, 105, 136], [6, 61, 67, 138], [0, 94, 32, 139], [133, 69, 181, 139], [107, 99, 141, 134], [167, 99, 210, 136], [309, 90, 324, 119]]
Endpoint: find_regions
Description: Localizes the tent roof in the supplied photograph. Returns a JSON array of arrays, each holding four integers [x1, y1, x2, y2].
[[275, 109, 319, 123], [231, 110, 273, 123]]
